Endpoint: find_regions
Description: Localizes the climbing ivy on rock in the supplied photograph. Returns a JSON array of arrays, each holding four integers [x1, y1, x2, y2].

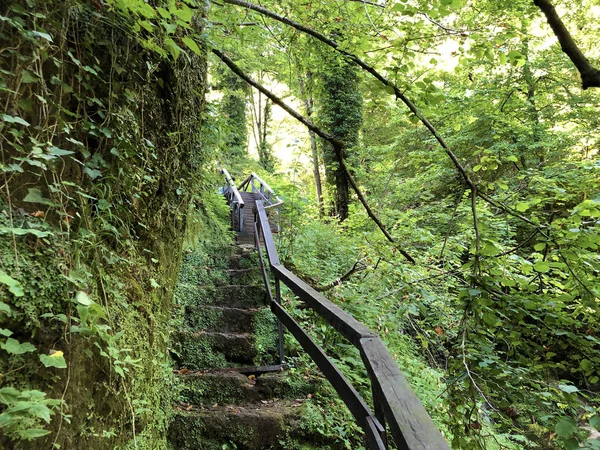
[[0, 0, 211, 447]]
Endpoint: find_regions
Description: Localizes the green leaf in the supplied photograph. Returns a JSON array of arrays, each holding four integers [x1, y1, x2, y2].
[[1, 338, 36, 355], [516, 202, 529, 212], [480, 242, 499, 256], [47, 146, 74, 157], [505, 155, 518, 162], [0, 270, 24, 297], [172, 6, 193, 22], [182, 37, 201, 56], [1, 114, 30, 126], [0, 328, 13, 337], [40, 352, 67, 369], [164, 38, 182, 60], [0, 302, 11, 315], [22, 70, 40, 84], [473, 164, 482, 172], [533, 243, 546, 251], [19, 428, 50, 440], [555, 417, 577, 438], [83, 167, 102, 180], [558, 384, 579, 394], [75, 291, 93, 306], [590, 415, 600, 431], [508, 50, 523, 59], [0, 227, 52, 238], [157, 7, 171, 18], [483, 312, 500, 326], [23, 188, 55, 206], [533, 261, 550, 273], [0, 387, 21, 404], [31, 30, 53, 42]]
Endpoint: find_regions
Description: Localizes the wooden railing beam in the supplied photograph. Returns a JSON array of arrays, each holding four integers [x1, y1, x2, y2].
[[221, 178, 450, 450], [271, 265, 377, 346], [359, 337, 449, 450]]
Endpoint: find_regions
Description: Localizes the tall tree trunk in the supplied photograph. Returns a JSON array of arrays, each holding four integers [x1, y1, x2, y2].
[[315, 50, 362, 222], [217, 64, 249, 159], [249, 73, 274, 171], [297, 71, 324, 217]]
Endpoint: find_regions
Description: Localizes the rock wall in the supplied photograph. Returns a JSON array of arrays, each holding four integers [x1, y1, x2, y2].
[[0, 1, 208, 448]]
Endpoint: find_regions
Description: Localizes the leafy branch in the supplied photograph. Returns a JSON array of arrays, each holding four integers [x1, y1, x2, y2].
[[218, 0, 549, 262], [212, 49, 416, 263]]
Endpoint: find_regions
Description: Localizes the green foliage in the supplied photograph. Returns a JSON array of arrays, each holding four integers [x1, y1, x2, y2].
[[219, 1, 600, 446], [0, 0, 211, 447], [0, 387, 62, 442]]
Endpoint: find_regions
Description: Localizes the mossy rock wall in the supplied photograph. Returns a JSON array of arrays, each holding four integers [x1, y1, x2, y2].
[[0, 1, 210, 448]]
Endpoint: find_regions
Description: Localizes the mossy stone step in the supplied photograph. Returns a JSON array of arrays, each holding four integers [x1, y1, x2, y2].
[[168, 400, 309, 450], [172, 331, 257, 369], [184, 305, 262, 333], [178, 371, 318, 406], [227, 250, 260, 270], [179, 267, 263, 287], [175, 284, 267, 308]]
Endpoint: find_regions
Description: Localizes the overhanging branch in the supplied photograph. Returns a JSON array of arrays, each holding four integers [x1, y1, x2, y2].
[[212, 49, 416, 263], [219, 0, 548, 238], [533, 0, 600, 90]]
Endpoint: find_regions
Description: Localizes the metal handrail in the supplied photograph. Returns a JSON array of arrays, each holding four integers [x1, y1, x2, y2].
[[253, 200, 449, 450], [239, 173, 284, 209], [220, 168, 245, 232]]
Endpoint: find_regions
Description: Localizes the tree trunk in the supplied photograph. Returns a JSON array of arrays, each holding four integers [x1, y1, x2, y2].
[[297, 71, 324, 217], [315, 51, 362, 222]]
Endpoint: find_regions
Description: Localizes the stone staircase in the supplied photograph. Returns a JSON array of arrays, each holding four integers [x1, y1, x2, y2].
[[167, 244, 327, 449]]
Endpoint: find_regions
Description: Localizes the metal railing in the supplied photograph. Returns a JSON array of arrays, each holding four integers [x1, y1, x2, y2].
[[238, 172, 283, 209], [253, 200, 450, 450], [221, 168, 245, 232]]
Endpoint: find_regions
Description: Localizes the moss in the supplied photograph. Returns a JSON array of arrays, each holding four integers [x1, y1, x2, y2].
[[175, 284, 266, 308], [183, 306, 224, 331], [171, 333, 230, 369], [0, 0, 212, 447], [252, 307, 278, 366]]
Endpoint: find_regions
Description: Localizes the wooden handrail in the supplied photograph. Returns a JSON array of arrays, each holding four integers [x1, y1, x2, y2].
[[254, 200, 449, 450]]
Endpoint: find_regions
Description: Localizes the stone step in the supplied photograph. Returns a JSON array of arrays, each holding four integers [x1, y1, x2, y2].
[[179, 266, 263, 287], [175, 284, 267, 308], [177, 371, 318, 406], [184, 305, 261, 333], [228, 248, 259, 270], [168, 400, 317, 450], [172, 331, 257, 369]]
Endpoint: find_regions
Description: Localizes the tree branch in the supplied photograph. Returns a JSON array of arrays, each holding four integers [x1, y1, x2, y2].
[[317, 260, 367, 292], [212, 49, 415, 263], [218, 0, 547, 252], [347, 0, 384, 8], [533, 0, 600, 89]]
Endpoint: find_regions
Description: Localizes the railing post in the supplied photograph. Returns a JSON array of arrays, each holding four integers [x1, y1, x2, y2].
[[239, 204, 244, 232], [373, 393, 389, 449], [275, 278, 284, 364]]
